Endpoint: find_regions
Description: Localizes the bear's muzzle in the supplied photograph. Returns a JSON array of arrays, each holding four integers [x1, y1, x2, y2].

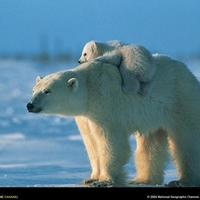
[[26, 102, 42, 113], [26, 102, 34, 112]]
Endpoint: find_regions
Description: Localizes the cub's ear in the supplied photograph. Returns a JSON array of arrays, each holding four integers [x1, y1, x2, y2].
[[67, 78, 79, 93], [91, 41, 98, 52], [36, 76, 42, 83]]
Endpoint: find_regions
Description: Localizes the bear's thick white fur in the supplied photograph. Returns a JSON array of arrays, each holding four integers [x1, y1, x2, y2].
[[27, 55, 200, 187], [78, 40, 156, 95]]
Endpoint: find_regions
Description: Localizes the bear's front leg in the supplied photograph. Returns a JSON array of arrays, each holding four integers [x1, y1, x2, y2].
[[75, 117, 100, 185], [88, 125, 131, 187]]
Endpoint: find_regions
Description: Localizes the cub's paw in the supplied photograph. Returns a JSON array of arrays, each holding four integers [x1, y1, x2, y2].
[[80, 178, 98, 185], [122, 82, 140, 94], [138, 82, 153, 96]]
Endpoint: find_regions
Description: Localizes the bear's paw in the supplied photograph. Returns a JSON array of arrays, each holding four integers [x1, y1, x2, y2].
[[81, 178, 98, 185], [165, 180, 197, 187], [90, 180, 115, 188], [129, 179, 162, 186]]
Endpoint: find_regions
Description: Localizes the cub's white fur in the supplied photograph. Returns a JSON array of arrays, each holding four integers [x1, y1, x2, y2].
[[78, 40, 156, 95]]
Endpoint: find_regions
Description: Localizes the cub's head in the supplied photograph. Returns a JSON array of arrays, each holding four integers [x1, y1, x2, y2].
[[26, 70, 87, 116], [78, 41, 104, 64]]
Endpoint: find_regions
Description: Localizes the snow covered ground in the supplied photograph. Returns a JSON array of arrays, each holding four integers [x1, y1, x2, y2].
[[0, 57, 199, 189]]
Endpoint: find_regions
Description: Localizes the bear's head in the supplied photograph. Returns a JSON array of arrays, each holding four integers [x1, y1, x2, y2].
[[26, 70, 88, 116], [78, 41, 105, 64]]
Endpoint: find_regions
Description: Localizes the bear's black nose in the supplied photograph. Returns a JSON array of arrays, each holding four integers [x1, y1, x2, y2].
[[78, 60, 81, 64], [26, 102, 34, 112]]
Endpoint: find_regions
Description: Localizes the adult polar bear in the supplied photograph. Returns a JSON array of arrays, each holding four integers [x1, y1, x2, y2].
[[27, 55, 200, 187]]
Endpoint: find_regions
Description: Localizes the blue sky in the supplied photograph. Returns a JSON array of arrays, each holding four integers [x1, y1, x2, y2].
[[0, 0, 200, 57]]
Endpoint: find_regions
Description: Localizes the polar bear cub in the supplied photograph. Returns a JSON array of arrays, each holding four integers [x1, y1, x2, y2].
[[78, 40, 156, 95]]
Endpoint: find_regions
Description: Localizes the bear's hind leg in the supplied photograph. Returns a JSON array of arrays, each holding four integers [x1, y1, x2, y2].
[[131, 129, 169, 185], [167, 131, 200, 187]]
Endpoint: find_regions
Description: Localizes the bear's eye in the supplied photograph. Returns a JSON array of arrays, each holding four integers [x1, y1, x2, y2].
[[83, 53, 87, 56], [43, 89, 51, 95]]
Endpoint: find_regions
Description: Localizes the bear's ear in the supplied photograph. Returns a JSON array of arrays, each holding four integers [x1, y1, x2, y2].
[[67, 78, 79, 93], [36, 76, 42, 83]]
